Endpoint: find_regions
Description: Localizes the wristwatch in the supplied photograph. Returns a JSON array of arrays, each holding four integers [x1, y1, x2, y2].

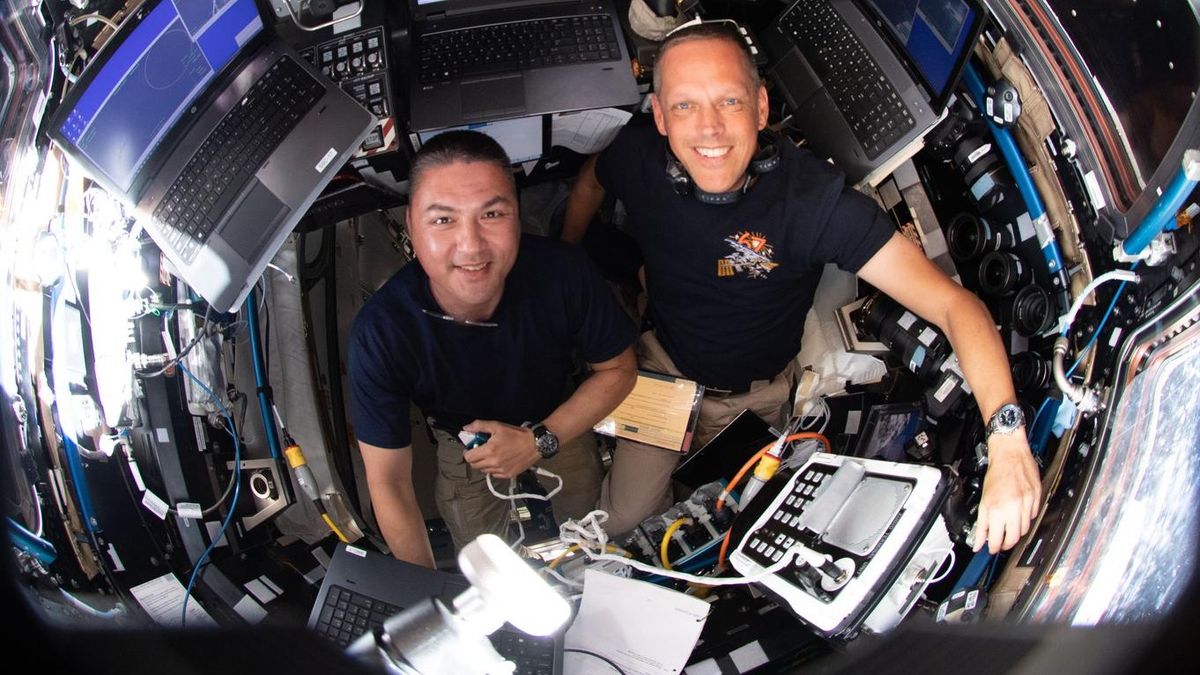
[[527, 422, 560, 459], [985, 403, 1026, 440]]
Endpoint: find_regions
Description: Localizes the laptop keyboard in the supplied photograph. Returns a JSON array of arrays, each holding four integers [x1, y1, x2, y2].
[[417, 15, 621, 84], [153, 56, 323, 264], [776, 0, 915, 159], [313, 584, 558, 674]]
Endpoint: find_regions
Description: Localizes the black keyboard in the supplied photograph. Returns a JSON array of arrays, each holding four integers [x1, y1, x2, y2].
[[776, 0, 915, 159], [313, 584, 558, 674], [417, 15, 621, 84], [153, 56, 323, 264]]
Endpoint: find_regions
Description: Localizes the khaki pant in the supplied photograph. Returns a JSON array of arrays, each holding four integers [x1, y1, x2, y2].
[[598, 331, 797, 535], [432, 429, 603, 552]]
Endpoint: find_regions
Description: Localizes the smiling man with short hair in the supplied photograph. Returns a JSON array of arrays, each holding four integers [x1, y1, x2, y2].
[[349, 130, 637, 566], [563, 21, 1040, 554]]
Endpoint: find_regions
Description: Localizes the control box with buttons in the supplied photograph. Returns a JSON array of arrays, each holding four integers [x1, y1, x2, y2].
[[730, 453, 952, 639], [302, 26, 398, 158]]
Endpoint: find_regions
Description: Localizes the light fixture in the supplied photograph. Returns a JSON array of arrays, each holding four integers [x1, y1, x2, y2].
[[348, 534, 571, 674]]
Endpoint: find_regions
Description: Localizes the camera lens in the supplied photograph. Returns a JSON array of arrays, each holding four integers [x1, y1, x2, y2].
[[1011, 284, 1055, 336], [947, 213, 1015, 261], [1011, 351, 1050, 391], [978, 251, 1031, 297], [858, 293, 950, 380]]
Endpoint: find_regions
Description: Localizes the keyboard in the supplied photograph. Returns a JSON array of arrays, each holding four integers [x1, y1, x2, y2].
[[313, 584, 558, 674], [738, 463, 842, 601], [417, 15, 621, 84], [153, 56, 323, 264], [776, 0, 915, 159]]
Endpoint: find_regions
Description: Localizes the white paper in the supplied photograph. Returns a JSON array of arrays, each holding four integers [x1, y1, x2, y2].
[[244, 578, 277, 604], [129, 573, 218, 628], [552, 108, 632, 155], [565, 570, 709, 675], [233, 595, 268, 625]]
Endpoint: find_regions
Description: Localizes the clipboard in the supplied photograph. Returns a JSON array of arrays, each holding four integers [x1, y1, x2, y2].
[[594, 370, 704, 453]]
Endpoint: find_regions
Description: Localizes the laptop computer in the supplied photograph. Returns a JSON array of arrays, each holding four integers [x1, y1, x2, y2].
[[308, 543, 565, 674], [762, 0, 984, 184], [48, 0, 374, 313], [672, 410, 777, 491], [407, 0, 641, 131]]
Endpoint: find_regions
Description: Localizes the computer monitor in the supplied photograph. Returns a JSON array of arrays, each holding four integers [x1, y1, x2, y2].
[[860, 0, 983, 111], [413, 115, 548, 165]]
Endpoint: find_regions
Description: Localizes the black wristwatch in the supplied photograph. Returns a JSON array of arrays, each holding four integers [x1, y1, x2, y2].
[[527, 422, 560, 459], [985, 403, 1026, 440]]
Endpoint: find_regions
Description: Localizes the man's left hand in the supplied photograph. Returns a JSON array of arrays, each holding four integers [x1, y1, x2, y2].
[[973, 432, 1042, 553], [462, 420, 540, 479]]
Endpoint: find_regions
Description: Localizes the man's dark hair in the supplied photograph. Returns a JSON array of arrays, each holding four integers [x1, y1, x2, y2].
[[409, 130, 514, 194], [653, 21, 761, 93]]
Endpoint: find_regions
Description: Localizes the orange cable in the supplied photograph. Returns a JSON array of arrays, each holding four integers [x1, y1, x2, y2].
[[716, 432, 831, 566]]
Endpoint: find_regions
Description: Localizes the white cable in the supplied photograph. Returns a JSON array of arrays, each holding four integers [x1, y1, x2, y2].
[[591, 547, 802, 586], [925, 548, 958, 585], [539, 565, 584, 590], [282, 0, 364, 32], [1056, 270, 1140, 336], [486, 468, 563, 501], [58, 588, 124, 618], [266, 262, 296, 284]]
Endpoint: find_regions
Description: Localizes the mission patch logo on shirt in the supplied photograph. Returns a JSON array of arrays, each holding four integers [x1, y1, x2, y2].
[[718, 231, 779, 279]]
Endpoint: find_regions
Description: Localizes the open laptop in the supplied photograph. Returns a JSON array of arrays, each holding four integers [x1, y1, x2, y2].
[[308, 543, 565, 674], [407, 0, 641, 131], [48, 0, 374, 313], [762, 0, 984, 184]]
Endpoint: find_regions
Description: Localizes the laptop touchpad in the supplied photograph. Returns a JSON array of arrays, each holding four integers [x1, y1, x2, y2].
[[461, 75, 526, 119], [219, 181, 290, 262]]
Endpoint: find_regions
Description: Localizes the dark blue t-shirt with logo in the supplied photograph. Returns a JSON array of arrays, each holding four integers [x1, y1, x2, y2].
[[595, 121, 896, 389], [348, 234, 637, 449]]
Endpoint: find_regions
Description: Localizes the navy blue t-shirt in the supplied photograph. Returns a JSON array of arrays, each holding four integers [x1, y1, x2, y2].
[[348, 234, 637, 449], [595, 121, 896, 389]]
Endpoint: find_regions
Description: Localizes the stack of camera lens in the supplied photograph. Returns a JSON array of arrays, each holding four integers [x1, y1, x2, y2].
[[856, 293, 970, 419], [946, 212, 1054, 337]]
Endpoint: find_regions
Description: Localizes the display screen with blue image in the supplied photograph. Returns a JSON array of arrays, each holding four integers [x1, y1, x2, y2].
[[864, 0, 977, 97], [58, 0, 263, 193]]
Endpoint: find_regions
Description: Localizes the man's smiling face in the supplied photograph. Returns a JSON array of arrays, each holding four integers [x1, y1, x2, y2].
[[407, 160, 519, 322], [652, 37, 769, 195]]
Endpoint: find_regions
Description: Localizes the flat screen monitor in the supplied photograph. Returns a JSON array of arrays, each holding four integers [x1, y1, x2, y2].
[[414, 115, 548, 166]]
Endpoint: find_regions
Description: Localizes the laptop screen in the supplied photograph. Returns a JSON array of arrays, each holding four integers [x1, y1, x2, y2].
[[55, 0, 263, 194], [862, 0, 981, 105]]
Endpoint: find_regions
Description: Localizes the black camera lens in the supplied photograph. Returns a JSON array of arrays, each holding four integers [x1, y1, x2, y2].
[[1011, 284, 1055, 337], [947, 212, 1015, 261], [858, 293, 949, 381], [978, 251, 1031, 297], [1010, 351, 1051, 391]]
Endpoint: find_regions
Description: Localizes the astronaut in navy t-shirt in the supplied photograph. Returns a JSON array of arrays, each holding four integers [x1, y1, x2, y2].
[[349, 131, 637, 566], [561, 22, 1040, 555]]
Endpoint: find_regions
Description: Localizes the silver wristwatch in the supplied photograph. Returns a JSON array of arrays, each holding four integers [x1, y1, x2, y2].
[[985, 403, 1025, 440]]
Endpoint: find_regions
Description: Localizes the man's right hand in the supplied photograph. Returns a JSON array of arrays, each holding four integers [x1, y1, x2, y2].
[[462, 420, 541, 479]]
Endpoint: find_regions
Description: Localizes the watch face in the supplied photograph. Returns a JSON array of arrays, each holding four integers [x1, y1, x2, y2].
[[533, 425, 558, 457], [999, 407, 1019, 427], [993, 404, 1024, 433]]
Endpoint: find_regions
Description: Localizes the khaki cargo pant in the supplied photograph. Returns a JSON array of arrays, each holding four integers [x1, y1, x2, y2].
[[432, 428, 603, 552]]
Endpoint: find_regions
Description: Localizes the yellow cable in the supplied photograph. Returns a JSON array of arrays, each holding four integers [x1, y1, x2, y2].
[[547, 543, 629, 570], [321, 512, 349, 543], [659, 517, 692, 570], [548, 544, 581, 570]]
